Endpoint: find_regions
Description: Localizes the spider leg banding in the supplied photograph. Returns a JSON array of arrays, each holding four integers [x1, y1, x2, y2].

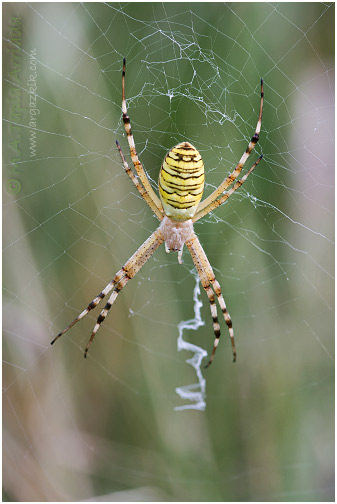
[[186, 233, 236, 367], [52, 58, 263, 367], [51, 229, 164, 357]]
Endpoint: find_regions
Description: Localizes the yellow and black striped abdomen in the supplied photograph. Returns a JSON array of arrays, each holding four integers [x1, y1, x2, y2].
[[159, 142, 205, 220]]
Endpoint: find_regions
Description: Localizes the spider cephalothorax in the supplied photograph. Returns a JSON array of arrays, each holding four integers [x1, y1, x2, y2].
[[52, 58, 264, 368]]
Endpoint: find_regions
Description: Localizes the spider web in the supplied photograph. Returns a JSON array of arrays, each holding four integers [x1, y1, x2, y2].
[[3, 3, 334, 501]]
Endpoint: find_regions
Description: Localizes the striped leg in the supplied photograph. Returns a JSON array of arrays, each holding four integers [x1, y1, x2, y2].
[[194, 153, 263, 222], [116, 140, 163, 220], [208, 277, 236, 365], [83, 274, 128, 357], [121, 58, 163, 213], [186, 233, 236, 367], [52, 227, 164, 357], [51, 277, 121, 345], [195, 79, 264, 219]]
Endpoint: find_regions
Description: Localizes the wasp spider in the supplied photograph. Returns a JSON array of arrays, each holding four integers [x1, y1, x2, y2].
[[52, 59, 264, 368]]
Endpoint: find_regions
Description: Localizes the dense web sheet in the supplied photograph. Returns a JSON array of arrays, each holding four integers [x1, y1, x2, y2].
[[3, 3, 334, 501]]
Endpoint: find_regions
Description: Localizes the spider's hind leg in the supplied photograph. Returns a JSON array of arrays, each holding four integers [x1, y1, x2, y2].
[[51, 278, 120, 346], [207, 277, 236, 366], [186, 232, 236, 367], [83, 228, 164, 356], [52, 228, 164, 357], [83, 274, 128, 357]]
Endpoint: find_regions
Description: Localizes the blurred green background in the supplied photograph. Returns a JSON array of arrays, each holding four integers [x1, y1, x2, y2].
[[3, 3, 334, 501]]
